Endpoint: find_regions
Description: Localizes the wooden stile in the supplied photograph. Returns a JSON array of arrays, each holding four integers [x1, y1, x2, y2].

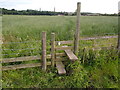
[[2, 2, 81, 73]]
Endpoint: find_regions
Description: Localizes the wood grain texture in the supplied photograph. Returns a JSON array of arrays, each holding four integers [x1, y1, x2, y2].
[[74, 2, 81, 56], [56, 41, 73, 45], [51, 33, 55, 67], [56, 61, 66, 75], [55, 46, 73, 50], [2, 55, 51, 63], [2, 62, 51, 71], [56, 53, 65, 56], [42, 32, 47, 71], [2, 56, 40, 63], [65, 50, 78, 61]]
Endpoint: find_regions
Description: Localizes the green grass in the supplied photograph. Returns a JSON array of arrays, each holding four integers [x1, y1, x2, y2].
[[2, 49, 118, 88], [2, 15, 118, 58], [2, 15, 118, 41], [2, 15, 118, 88]]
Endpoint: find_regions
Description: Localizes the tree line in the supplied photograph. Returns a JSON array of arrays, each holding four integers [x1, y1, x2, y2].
[[0, 8, 118, 16], [1, 8, 71, 16]]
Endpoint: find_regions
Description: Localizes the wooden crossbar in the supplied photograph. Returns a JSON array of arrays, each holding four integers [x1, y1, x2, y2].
[[2, 55, 51, 63], [56, 41, 73, 45], [64, 50, 78, 61], [2, 56, 40, 63], [55, 46, 73, 50], [56, 61, 66, 75], [2, 62, 51, 71]]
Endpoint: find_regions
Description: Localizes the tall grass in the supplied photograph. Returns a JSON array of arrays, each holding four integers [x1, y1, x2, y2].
[[2, 15, 118, 58], [2, 15, 118, 42], [2, 49, 118, 88]]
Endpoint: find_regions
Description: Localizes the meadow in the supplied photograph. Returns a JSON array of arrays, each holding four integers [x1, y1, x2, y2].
[[2, 15, 118, 88]]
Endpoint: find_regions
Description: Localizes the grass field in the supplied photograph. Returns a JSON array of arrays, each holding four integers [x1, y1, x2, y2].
[[2, 15, 118, 88], [2, 15, 118, 41]]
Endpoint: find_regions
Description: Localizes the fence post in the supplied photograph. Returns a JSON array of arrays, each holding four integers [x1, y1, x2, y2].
[[74, 2, 81, 56], [118, 14, 120, 51], [51, 33, 55, 67], [118, 31, 120, 50], [42, 32, 47, 71]]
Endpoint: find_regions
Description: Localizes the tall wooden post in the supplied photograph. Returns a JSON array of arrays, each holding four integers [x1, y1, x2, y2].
[[118, 29, 120, 50], [51, 33, 55, 67], [0, 9, 2, 90], [118, 5, 120, 52], [74, 2, 81, 56], [42, 32, 47, 71]]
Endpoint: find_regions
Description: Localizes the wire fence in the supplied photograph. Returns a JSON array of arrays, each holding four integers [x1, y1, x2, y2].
[[1, 40, 41, 57], [1, 35, 118, 57], [1, 35, 117, 44]]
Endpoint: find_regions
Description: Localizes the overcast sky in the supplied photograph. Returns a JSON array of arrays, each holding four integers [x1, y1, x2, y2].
[[0, 0, 119, 14]]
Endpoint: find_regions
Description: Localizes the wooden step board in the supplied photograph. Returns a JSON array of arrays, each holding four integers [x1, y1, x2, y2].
[[64, 50, 78, 61], [56, 61, 66, 75]]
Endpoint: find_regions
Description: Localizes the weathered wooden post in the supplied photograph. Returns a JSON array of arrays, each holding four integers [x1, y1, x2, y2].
[[118, 4, 120, 51], [51, 33, 55, 67], [42, 32, 47, 71], [0, 9, 2, 90], [118, 29, 120, 50], [74, 2, 81, 56]]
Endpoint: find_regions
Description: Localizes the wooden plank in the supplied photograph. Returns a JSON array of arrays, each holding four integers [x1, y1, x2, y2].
[[56, 53, 65, 56], [2, 56, 40, 63], [2, 62, 51, 71], [41, 32, 47, 71], [56, 61, 66, 75], [55, 57, 67, 61], [65, 50, 78, 61], [55, 46, 73, 50], [51, 33, 55, 67], [56, 41, 73, 45], [2, 55, 51, 63]]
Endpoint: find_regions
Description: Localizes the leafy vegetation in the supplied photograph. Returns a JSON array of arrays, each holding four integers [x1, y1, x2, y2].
[[2, 48, 118, 88], [2, 15, 118, 88]]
